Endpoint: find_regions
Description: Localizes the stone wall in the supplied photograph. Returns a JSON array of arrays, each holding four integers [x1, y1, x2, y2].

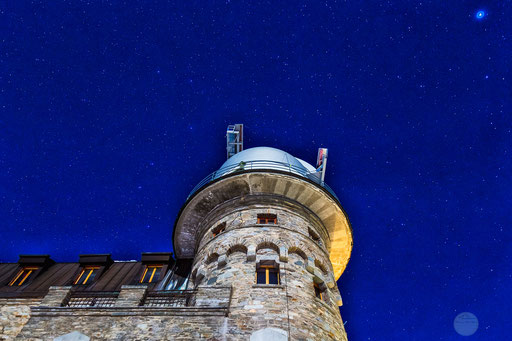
[[2, 195, 349, 340], [0, 298, 40, 341], [16, 313, 229, 340], [191, 198, 348, 341]]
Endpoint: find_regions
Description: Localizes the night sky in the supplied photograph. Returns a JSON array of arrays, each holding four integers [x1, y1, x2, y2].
[[1, 1, 510, 340]]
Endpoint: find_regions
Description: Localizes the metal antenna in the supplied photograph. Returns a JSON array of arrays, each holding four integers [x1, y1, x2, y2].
[[226, 124, 244, 159]]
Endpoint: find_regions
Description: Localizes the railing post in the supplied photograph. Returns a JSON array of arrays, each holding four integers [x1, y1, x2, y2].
[[115, 285, 148, 307]]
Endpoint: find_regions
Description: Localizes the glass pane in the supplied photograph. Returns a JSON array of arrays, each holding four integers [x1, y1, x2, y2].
[[76, 268, 99, 285], [141, 269, 150, 283], [162, 259, 192, 291], [268, 270, 279, 284], [75, 271, 86, 285], [13, 269, 35, 286], [151, 267, 161, 282], [86, 269, 98, 283], [87, 269, 98, 283], [256, 270, 266, 284], [11, 270, 25, 286]]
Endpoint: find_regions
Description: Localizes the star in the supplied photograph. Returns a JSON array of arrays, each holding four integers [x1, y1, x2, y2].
[[475, 10, 486, 20]]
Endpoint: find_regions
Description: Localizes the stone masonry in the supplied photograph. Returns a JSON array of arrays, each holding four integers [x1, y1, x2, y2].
[[0, 299, 40, 341], [189, 195, 348, 341], [1, 147, 353, 340]]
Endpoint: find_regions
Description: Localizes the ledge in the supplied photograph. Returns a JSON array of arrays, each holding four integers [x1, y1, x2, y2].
[[174, 171, 353, 279], [31, 306, 229, 317], [251, 284, 284, 289]]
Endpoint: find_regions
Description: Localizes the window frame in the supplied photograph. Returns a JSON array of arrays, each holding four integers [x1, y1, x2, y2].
[[257, 214, 277, 225], [140, 264, 163, 284], [256, 264, 280, 285], [74, 266, 100, 285], [9, 266, 39, 286]]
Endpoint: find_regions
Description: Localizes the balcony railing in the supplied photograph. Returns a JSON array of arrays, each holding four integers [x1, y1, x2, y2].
[[141, 290, 196, 307], [187, 160, 338, 200], [62, 291, 119, 308]]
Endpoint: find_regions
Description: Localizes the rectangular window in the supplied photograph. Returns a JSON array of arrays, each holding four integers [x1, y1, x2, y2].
[[256, 265, 280, 285], [74, 266, 100, 285], [314, 283, 323, 300], [9, 267, 39, 286], [140, 265, 163, 283], [257, 214, 277, 225]]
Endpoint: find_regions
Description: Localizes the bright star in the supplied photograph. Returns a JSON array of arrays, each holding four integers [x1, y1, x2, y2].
[[475, 10, 486, 20]]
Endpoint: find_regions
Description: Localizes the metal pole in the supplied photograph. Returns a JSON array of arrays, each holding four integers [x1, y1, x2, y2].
[[320, 153, 328, 184]]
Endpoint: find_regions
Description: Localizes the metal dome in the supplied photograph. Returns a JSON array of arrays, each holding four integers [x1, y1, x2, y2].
[[219, 147, 310, 174], [186, 146, 335, 200]]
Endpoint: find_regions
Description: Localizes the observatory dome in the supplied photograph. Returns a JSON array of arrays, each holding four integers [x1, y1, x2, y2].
[[217, 147, 315, 179]]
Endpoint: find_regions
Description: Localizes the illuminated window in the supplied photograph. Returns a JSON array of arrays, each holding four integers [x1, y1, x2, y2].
[[256, 263, 279, 285], [314, 283, 323, 300], [140, 265, 163, 283], [212, 222, 226, 237], [257, 214, 277, 224], [9, 267, 39, 286], [74, 266, 100, 285]]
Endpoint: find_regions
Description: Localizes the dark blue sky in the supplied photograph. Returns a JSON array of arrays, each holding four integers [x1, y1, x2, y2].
[[1, 1, 510, 340]]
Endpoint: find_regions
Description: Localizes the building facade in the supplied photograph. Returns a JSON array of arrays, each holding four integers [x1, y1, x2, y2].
[[0, 145, 353, 341]]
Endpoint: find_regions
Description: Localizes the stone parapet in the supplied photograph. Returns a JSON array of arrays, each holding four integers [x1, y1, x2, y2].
[[39, 286, 72, 307], [194, 286, 231, 309], [114, 285, 148, 307]]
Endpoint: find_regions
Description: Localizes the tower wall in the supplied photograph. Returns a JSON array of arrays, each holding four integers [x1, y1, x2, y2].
[[190, 195, 348, 340]]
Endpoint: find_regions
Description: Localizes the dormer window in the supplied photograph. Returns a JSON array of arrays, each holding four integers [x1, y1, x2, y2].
[[9, 267, 39, 286], [140, 265, 163, 283], [257, 214, 277, 225], [212, 222, 226, 237], [256, 261, 280, 285], [74, 266, 100, 285]]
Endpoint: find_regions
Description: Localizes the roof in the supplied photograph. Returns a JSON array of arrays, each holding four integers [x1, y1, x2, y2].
[[0, 253, 181, 298], [218, 147, 314, 179]]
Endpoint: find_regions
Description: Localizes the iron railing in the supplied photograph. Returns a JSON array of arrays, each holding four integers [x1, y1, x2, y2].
[[187, 160, 338, 200], [141, 290, 196, 307], [63, 291, 119, 308]]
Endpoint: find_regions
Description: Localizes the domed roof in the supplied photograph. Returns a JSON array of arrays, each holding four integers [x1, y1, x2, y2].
[[218, 147, 313, 179], [221, 147, 305, 169]]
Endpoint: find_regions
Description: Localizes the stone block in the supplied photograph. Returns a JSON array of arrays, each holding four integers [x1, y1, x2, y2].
[[247, 244, 256, 261], [325, 274, 336, 289], [196, 269, 206, 282], [278, 246, 288, 262], [250, 327, 288, 341], [334, 293, 343, 306], [39, 286, 72, 307], [217, 255, 227, 268], [306, 257, 315, 273], [53, 331, 90, 341], [114, 285, 147, 307]]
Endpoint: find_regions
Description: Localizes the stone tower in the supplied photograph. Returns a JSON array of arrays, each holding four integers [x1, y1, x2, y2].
[[173, 146, 353, 340]]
